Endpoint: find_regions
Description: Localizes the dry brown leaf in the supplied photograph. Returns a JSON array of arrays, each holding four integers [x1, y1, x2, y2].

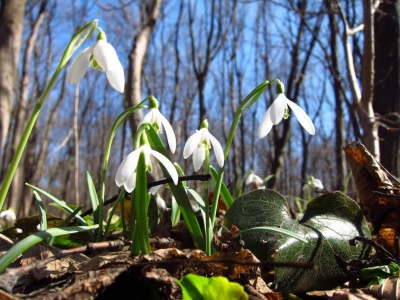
[[362, 275, 400, 299], [344, 142, 400, 253]]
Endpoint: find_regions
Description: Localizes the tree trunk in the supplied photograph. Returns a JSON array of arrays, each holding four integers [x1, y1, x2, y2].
[[360, 0, 380, 161], [8, 2, 47, 212], [327, 0, 348, 190], [0, 0, 26, 150], [373, 0, 400, 176], [125, 0, 162, 138]]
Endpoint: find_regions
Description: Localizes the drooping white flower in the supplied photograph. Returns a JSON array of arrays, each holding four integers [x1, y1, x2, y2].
[[302, 176, 324, 191], [0, 209, 16, 222], [115, 144, 178, 193], [67, 38, 125, 93], [245, 173, 264, 189], [258, 81, 315, 138], [183, 120, 224, 172], [139, 97, 176, 153]]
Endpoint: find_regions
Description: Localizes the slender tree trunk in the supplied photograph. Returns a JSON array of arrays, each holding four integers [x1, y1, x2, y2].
[[8, 2, 47, 212], [360, 0, 380, 161], [0, 0, 26, 151], [373, 0, 400, 176], [327, 0, 347, 190], [125, 0, 162, 138]]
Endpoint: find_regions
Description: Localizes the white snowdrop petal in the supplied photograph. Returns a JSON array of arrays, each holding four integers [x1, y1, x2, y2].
[[312, 179, 323, 190], [124, 172, 137, 193], [93, 40, 120, 71], [183, 130, 203, 158], [151, 150, 179, 184], [258, 109, 274, 138], [193, 147, 205, 172], [105, 63, 125, 93], [270, 94, 286, 125], [286, 100, 315, 135], [159, 112, 177, 153], [209, 133, 224, 167], [115, 150, 140, 187], [67, 47, 92, 84]]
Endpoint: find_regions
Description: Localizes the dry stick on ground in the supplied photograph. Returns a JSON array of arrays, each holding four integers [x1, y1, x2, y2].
[[80, 174, 211, 218]]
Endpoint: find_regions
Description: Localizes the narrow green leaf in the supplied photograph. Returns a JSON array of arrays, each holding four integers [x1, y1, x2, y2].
[[86, 172, 101, 240], [99, 102, 148, 231], [26, 184, 87, 226], [132, 152, 150, 255], [210, 166, 233, 208], [146, 126, 204, 249], [32, 191, 47, 231], [0, 225, 98, 273]]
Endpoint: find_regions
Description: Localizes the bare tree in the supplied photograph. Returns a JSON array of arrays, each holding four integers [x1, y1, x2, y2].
[[188, 0, 237, 125], [0, 0, 26, 150], [373, 0, 400, 176], [125, 0, 163, 137], [336, 0, 380, 160]]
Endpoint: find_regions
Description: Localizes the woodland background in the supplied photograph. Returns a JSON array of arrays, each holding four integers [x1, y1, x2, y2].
[[0, 0, 399, 217]]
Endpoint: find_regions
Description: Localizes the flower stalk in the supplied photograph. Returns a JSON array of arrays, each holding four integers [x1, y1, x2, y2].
[[0, 20, 99, 212]]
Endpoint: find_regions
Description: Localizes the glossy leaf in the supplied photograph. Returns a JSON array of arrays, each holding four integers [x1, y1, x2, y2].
[[224, 189, 371, 293]]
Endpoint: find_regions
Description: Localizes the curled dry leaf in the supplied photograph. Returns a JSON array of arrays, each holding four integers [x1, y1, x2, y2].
[[363, 275, 400, 300], [344, 142, 400, 253]]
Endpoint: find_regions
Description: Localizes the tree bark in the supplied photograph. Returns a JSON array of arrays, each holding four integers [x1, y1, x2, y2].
[[8, 2, 47, 212], [0, 0, 26, 150], [360, 0, 380, 161], [327, 0, 348, 190], [125, 0, 162, 138], [373, 0, 400, 176]]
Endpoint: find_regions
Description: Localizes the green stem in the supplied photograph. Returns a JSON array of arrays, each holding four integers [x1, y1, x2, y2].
[[203, 149, 211, 255], [0, 68, 61, 210], [132, 151, 150, 255], [0, 19, 99, 211], [210, 80, 274, 226], [99, 100, 148, 241]]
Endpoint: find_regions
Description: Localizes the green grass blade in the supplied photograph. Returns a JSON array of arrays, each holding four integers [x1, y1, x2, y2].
[[86, 172, 101, 240], [26, 183, 87, 226], [32, 191, 47, 231], [210, 166, 234, 208], [0, 225, 98, 273], [146, 126, 204, 249]]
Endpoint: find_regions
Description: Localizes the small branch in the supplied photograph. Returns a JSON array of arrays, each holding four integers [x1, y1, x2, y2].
[[80, 174, 211, 218]]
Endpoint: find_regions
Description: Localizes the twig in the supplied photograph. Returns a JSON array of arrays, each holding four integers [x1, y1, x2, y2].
[[80, 174, 211, 217]]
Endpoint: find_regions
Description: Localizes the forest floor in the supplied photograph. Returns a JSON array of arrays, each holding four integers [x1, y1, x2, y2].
[[0, 211, 391, 300]]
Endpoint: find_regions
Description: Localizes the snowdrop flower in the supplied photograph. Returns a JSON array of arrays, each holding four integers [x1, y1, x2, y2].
[[139, 96, 176, 153], [0, 209, 16, 222], [67, 30, 125, 93], [302, 176, 324, 191], [115, 144, 178, 193], [245, 173, 265, 189], [258, 81, 315, 138], [183, 119, 224, 172]]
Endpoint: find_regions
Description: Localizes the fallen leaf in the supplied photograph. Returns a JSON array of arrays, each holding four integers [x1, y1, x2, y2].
[[224, 189, 371, 293], [344, 142, 400, 253]]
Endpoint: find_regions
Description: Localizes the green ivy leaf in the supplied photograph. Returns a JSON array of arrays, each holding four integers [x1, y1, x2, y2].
[[177, 274, 248, 300], [224, 190, 371, 293]]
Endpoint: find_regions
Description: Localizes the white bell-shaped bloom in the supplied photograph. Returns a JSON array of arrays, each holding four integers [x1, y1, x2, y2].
[[245, 173, 264, 188], [139, 108, 176, 153], [258, 82, 315, 138], [67, 40, 125, 93], [302, 176, 324, 191], [115, 145, 178, 193], [183, 126, 224, 172]]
